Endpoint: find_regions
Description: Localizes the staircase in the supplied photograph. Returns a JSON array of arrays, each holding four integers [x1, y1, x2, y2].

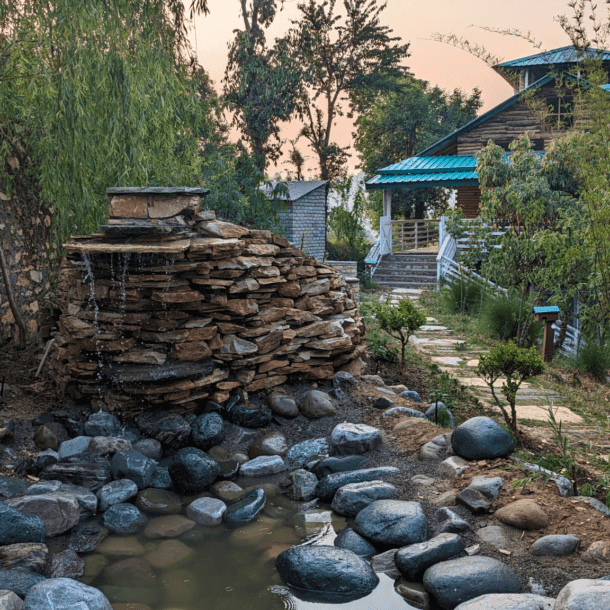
[[372, 252, 438, 289]]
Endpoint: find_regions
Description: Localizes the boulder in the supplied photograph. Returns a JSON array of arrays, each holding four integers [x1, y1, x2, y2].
[[0, 570, 46, 597], [530, 535, 579, 557], [331, 481, 397, 517], [248, 432, 288, 458], [190, 413, 226, 451], [168, 448, 220, 494], [309, 455, 369, 479], [4, 494, 79, 537], [354, 500, 427, 546], [111, 451, 157, 490], [23, 578, 112, 610], [97, 480, 138, 512], [554, 578, 610, 609], [333, 528, 376, 559], [316, 467, 399, 503], [395, 533, 465, 580], [186, 497, 227, 526], [451, 417, 514, 460], [329, 423, 381, 455], [454, 593, 554, 609], [276, 545, 378, 596], [495, 500, 550, 531], [0, 503, 45, 545], [223, 488, 265, 527], [239, 456, 286, 477], [102, 504, 148, 535], [134, 411, 190, 449], [135, 489, 182, 515], [286, 438, 329, 467], [267, 392, 299, 419], [300, 391, 336, 419], [423, 556, 520, 609], [286, 469, 318, 501], [84, 411, 121, 438]]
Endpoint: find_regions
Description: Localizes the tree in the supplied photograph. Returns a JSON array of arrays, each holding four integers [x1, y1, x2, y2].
[[355, 75, 482, 222], [477, 341, 545, 437], [224, 0, 302, 170], [288, 0, 410, 182]]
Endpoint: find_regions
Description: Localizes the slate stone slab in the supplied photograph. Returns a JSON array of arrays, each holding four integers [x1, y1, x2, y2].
[[38, 461, 112, 493], [457, 488, 492, 515], [451, 417, 514, 460], [103, 361, 213, 384], [395, 533, 466, 580], [423, 556, 520, 609], [435, 507, 471, 535], [223, 488, 265, 527], [23, 577, 112, 610], [276, 545, 379, 596], [354, 500, 427, 546], [315, 467, 399, 503]]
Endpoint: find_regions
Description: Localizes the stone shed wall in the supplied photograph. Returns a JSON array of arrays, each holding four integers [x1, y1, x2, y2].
[[276, 185, 326, 261]]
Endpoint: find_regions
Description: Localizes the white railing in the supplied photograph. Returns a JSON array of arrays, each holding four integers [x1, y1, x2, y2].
[[365, 215, 392, 277]]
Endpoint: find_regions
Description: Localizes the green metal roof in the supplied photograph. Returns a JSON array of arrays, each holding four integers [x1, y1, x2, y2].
[[378, 156, 477, 175], [494, 46, 610, 69]]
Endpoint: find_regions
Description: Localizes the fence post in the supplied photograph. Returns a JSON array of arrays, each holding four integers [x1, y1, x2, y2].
[[414, 222, 419, 250]]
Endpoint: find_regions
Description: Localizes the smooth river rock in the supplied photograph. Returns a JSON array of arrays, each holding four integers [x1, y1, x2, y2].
[[451, 417, 514, 460], [23, 578, 112, 610], [395, 533, 466, 580], [329, 423, 381, 455], [495, 500, 550, 531], [0, 503, 45, 545], [239, 456, 286, 477], [331, 481, 397, 517], [111, 451, 157, 490], [315, 467, 399, 503], [168, 448, 220, 494], [554, 578, 610, 609], [186, 497, 227, 526], [423, 556, 520, 609], [354, 500, 427, 546], [454, 593, 554, 609], [276, 545, 379, 596], [97, 480, 138, 512], [223, 488, 265, 527], [333, 528, 376, 559], [102, 504, 148, 536], [267, 392, 299, 418], [530, 535, 579, 557], [190, 413, 226, 451], [4, 494, 79, 537], [135, 489, 182, 515], [300, 391, 336, 419], [248, 432, 288, 458]]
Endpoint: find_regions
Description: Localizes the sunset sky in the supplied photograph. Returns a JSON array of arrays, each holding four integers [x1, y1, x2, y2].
[[189, 0, 577, 176]]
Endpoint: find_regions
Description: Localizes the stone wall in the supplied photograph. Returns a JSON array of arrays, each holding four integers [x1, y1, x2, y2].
[[50, 188, 365, 416], [276, 184, 326, 261]]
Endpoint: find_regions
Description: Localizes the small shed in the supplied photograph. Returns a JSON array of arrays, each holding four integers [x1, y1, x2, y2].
[[264, 180, 328, 261]]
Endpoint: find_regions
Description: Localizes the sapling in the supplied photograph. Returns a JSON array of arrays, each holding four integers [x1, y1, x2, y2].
[[476, 341, 544, 437]]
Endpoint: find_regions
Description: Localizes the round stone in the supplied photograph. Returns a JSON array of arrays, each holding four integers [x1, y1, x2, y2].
[[301, 391, 336, 419], [186, 497, 227, 526], [334, 528, 377, 559], [329, 423, 382, 455], [530, 535, 580, 557], [132, 439, 163, 461], [143, 515, 196, 539], [190, 413, 226, 451], [97, 480, 139, 512], [267, 392, 299, 418], [451, 417, 515, 460], [168, 448, 220, 494], [135, 489, 182, 515], [211, 481, 246, 503], [248, 432, 288, 458], [354, 500, 427, 546], [495, 500, 550, 531], [23, 578, 112, 610], [103, 504, 148, 536]]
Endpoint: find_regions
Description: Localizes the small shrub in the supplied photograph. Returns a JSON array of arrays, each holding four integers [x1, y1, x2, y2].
[[368, 332, 399, 372], [440, 275, 487, 315], [575, 340, 610, 382]]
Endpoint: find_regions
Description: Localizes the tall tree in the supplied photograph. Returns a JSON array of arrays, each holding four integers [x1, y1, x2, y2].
[[224, 1, 302, 170], [288, 0, 410, 182]]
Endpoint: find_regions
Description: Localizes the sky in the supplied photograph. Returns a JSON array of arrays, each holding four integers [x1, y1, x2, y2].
[[189, 0, 576, 177]]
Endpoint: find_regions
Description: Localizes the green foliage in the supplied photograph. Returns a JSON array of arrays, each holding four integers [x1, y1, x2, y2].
[[439, 275, 487, 315], [575, 339, 610, 382], [477, 341, 545, 435], [372, 296, 426, 367], [367, 331, 399, 372], [355, 75, 481, 221], [288, 0, 410, 181]]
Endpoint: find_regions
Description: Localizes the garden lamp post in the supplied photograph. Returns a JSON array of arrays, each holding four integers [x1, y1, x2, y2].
[[533, 306, 561, 363]]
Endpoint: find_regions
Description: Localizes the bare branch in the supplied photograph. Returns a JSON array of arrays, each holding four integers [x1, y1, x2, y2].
[[428, 32, 504, 67], [470, 25, 545, 50]]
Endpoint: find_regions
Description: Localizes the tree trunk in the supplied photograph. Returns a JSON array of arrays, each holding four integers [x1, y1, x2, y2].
[[0, 248, 26, 349]]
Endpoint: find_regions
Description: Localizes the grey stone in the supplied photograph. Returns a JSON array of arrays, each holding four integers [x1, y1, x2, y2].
[[530, 535, 579, 557], [452, 417, 515, 460], [225, 404, 272, 429], [287, 469, 318, 501], [276, 545, 379, 596], [186, 497, 227, 526], [354, 500, 427, 546], [58, 437, 91, 460], [331, 481, 397, 517], [401, 390, 423, 403], [512, 460, 573, 497], [411, 474, 436, 486], [0, 477, 29, 500], [248, 431, 288, 458], [0, 544, 47, 574], [0, 590, 23, 610], [223, 488, 265, 527], [84, 411, 121, 438], [425, 402, 455, 428], [149, 466, 171, 489], [423, 556, 520, 609], [45, 549, 84, 579], [468, 476, 505, 501], [477, 525, 511, 549], [371, 549, 401, 579], [4, 494, 79, 537], [102, 503, 148, 535], [382, 407, 426, 419], [457, 488, 492, 514], [0, 570, 46, 597], [239, 455, 286, 477], [309, 456, 369, 478], [23, 578, 112, 610], [88, 437, 132, 457], [190, 413, 226, 451], [419, 441, 445, 461], [111, 450, 157, 490], [267, 392, 299, 419], [287, 438, 329, 467], [33, 426, 58, 451], [333, 371, 358, 389], [135, 488, 182, 515], [574, 496, 610, 517], [329, 423, 381, 455], [454, 593, 554, 609], [360, 374, 384, 385], [436, 507, 471, 535], [334, 528, 376, 559], [554, 579, 610, 609], [223, 423, 260, 445], [316, 467, 399, 503], [97, 480, 138, 511], [22, 481, 62, 495], [396, 533, 466, 580], [438, 456, 471, 479], [301, 390, 336, 419], [396, 584, 431, 609], [37, 460, 112, 492], [66, 523, 108, 554], [135, 411, 190, 449], [132, 439, 163, 461], [373, 397, 394, 410], [0, 503, 45, 545], [168, 448, 220, 494]]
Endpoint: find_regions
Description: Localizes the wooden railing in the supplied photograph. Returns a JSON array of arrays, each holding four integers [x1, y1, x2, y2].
[[391, 219, 439, 252]]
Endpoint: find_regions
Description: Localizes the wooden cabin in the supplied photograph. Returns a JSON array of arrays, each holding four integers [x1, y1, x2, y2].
[[367, 46, 610, 219]]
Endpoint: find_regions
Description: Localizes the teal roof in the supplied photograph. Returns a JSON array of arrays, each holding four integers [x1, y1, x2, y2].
[[495, 46, 610, 69], [367, 156, 478, 190]]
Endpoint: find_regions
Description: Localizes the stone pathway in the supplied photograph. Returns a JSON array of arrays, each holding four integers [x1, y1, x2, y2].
[[383, 288, 585, 426]]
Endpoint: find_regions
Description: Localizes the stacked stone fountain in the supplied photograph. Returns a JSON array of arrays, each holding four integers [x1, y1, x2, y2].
[[50, 187, 364, 416]]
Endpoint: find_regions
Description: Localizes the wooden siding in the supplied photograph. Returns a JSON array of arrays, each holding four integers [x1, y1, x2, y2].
[[456, 186, 481, 219]]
